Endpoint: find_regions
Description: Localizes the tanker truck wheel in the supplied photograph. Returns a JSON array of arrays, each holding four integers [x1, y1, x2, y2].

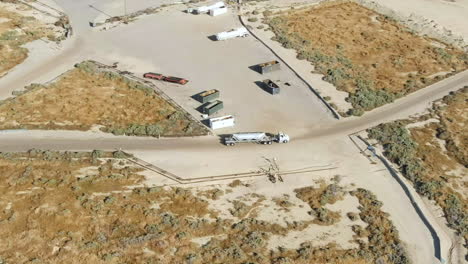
[[282, 140, 289, 143], [268, 141, 272, 145]]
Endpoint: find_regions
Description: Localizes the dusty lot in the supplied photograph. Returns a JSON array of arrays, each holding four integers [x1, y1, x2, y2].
[[368, 86, 467, 258], [265, 1, 468, 115], [0, 0, 67, 77], [0, 61, 209, 137], [0, 151, 410, 264]]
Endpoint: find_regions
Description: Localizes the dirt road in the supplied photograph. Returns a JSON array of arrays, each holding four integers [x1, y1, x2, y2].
[[1, 1, 467, 263]]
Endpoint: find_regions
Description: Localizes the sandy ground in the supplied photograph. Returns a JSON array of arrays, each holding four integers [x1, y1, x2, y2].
[[1, 0, 467, 263], [372, 0, 468, 44]]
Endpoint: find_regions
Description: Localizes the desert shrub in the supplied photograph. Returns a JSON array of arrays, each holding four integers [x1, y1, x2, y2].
[[353, 188, 410, 264], [323, 96, 331, 101], [311, 207, 340, 225], [125, 124, 147, 136], [348, 108, 364, 116], [444, 194, 468, 237], [169, 111, 184, 121], [146, 124, 164, 136], [91, 150, 103, 164], [257, 25, 264, 30], [263, 10, 273, 16], [252, 10, 259, 15], [248, 17, 258, 23], [347, 212, 359, 221], [112, 150, 127, 158], [415, 180, 442, 200], [347, 88, 396, 111], [368, 122, 425, 180], [74, 61, 97, 73], [109, 127, 125, 136], [103, 71, 121, 80]]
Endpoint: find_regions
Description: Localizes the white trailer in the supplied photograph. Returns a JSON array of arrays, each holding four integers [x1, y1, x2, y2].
[[209, 6, 227, 16], [209, 115, 235, 129], [188, 1, 225, 14], [224, 132, 290, 146], [216, 27, 249, 41]]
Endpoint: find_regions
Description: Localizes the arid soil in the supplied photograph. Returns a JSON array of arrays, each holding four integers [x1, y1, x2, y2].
[[266, 1, 468, 114], [0, 151, 410, 264], [368, 86, 467, 257], [0, 61, 209, 137], [0, 1, 66, 77]]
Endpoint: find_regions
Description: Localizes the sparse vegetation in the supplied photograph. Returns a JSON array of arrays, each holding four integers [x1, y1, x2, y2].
[[295, 181, 344, 225], [0, 61, 209, 137], [0, 151, 411, 263], [266, 1, 468, 114], [368, 87, 468, 255], [0, 2, 67, 77]]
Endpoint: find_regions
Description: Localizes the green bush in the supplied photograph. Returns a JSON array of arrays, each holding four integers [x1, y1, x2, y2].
[[146, 124, 164, 136], [348, 88, 396, 111], [444, 194, 467, 236], [74, 61, 97, 73], [247, 17, 258, 22]]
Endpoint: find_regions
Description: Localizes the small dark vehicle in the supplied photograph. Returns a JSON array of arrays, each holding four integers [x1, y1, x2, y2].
[[164, 76, 189, 85], [143, 72, 164, 80]]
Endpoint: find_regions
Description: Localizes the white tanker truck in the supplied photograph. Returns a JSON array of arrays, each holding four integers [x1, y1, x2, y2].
[[224, 132, 290, 146]]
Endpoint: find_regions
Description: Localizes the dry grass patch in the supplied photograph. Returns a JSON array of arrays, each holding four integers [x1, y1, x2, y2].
[[0, 1, 66, 77], [0, 61, 209, 136], [295, 180, 344, 225], [266, 1, 468, 114], [0, 151, 410, 264]]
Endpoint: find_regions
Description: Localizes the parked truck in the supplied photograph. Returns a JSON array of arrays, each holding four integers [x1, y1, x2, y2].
[[143, 73, 189, 85], [143, 72, 164, 80], [224, 132, 290, 146], [216, 27, 249, 41], [187, 1, 225, 14]]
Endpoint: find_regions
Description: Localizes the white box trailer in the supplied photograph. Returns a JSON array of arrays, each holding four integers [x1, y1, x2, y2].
[[209, 6, 227, 16], [216, 27, 249, 41], [209, 115, 235, 129], [188, 1, 225, 14]]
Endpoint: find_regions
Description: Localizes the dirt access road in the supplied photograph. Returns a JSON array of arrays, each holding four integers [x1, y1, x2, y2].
[[1, 0, 468, 263]]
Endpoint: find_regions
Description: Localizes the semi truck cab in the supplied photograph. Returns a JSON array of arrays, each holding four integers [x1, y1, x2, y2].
[[277, 132, 290, 143]]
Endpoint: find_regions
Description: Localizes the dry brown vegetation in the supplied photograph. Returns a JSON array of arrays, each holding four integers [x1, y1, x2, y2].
[[368, 87, 467, 256], [266, 1, 468, 114], [0, 1, 65, 77], [0, 61, 209, 137], [295, 180, 344, 225], [0, 151, 410, 264]]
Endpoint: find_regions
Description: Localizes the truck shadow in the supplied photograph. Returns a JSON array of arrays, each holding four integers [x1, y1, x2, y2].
[[191, 92, 203, 103], [207, 35, 218, 41], [248, 64, 261, 74], [217, 134, 230, 145], [254, 81, 270, 94]]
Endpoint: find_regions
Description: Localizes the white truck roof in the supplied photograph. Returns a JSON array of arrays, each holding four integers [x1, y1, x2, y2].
[[216, 27, 248, 40], [196, 1, 224, 13]]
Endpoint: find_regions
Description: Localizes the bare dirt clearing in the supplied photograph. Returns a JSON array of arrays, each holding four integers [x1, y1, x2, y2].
[[0, 0, 67, 77], [368, 86, 468, 258], [0, 61, 209, 137], [0, 151, 410, 264], [265, 1, 468, 115]]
